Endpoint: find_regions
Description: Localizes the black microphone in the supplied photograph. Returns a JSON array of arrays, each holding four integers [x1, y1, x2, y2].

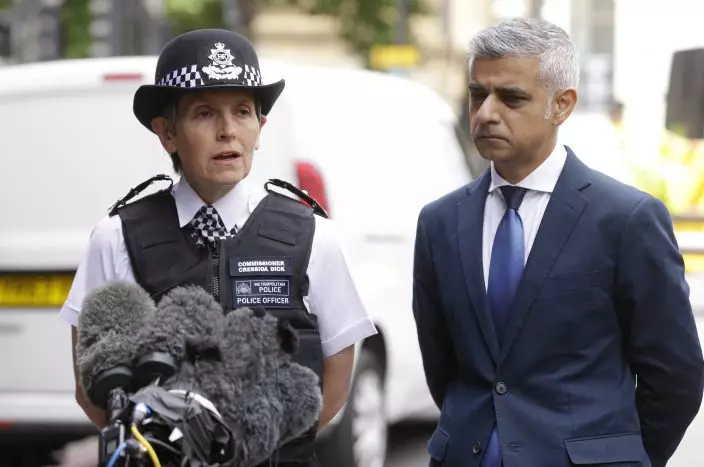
[[76, 281, 156, 422]]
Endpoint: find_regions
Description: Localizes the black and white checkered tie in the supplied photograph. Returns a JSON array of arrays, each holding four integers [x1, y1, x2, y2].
[[189, 204, 237, 247]]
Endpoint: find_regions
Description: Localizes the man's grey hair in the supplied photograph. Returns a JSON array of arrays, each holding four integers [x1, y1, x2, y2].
[[468, 17, 580, 93]]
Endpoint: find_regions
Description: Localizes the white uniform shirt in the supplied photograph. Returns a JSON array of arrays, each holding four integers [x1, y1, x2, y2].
[[59, 176, 378, 357], [482, 143, 568, 290]]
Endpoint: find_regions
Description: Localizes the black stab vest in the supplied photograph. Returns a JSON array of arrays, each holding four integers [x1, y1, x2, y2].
[[114, 183, 324, 465]]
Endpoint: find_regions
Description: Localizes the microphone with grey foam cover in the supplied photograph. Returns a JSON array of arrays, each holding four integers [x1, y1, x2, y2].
[[213, 307, 323, 467], [131, 284, 227, 390], [76, 281, 156, 421], [128, 285, 322, 466]]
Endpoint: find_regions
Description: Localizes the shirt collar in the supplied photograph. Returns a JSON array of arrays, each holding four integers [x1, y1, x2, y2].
[[489, 142, 567, 194], [172, 176, 254, 232]]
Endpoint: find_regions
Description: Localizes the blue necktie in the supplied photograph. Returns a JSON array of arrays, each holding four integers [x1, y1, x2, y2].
[[481, 185, 527, 467]]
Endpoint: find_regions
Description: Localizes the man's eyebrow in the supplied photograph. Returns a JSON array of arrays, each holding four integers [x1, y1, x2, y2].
[[468, 84, 530, 96], [495, 86, 530, 96]]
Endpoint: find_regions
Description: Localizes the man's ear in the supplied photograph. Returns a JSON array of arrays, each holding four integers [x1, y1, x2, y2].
[[151, 116, 178, 153], [276, 319, 299, 355], [551, 88, 578, 126]]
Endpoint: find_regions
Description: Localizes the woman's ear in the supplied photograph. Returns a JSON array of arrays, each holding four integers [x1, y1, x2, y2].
[[151, 117, 178, 153], [255, 115, 267, 151]]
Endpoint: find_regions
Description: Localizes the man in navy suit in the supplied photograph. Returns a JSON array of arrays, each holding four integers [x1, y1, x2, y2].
[[412, 17, 704, 467]]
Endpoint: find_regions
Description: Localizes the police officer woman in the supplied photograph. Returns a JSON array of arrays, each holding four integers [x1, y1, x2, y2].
[[59, 29, 378, 467]]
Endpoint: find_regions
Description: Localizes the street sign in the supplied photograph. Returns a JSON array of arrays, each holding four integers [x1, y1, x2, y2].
[[368, 44, 420, 71]]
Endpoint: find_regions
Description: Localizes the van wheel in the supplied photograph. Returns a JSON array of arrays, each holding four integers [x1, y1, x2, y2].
[[318, 349, 387, 467]]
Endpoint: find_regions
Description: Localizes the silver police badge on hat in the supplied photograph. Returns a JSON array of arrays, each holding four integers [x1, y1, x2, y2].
[[202, 42, 242, 80]]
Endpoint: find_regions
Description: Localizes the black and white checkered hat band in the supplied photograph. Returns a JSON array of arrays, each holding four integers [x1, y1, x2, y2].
[[244, 64, 262, 86], [157, 63, 263, 88], [157, 65, 204, 88]]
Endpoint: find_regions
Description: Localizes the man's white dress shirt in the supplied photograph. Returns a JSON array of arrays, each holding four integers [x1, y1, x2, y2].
[[482, 143, 568, 290], [59, 176, 377, 357]]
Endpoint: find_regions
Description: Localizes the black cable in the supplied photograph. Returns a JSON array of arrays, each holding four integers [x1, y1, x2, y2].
[[143, 435, 180, 457]]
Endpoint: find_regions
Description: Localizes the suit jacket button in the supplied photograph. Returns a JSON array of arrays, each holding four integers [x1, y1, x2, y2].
[[472, 441, 482, 455], [495, 381, 508, 395]]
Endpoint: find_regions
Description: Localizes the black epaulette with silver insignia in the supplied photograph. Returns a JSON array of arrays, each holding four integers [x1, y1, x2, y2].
[[265, 178, 329, 219], [108, 174, 174, 217]]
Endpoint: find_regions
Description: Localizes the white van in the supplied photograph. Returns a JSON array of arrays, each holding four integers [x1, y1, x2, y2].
[[0, 56, 473, 467]]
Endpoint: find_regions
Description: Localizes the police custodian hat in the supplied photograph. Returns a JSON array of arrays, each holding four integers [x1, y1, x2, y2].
[[133, 29, 286, 131]]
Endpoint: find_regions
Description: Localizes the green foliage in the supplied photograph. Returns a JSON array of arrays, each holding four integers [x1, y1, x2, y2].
[[60, 0, 226, 59], [2, 0, 430, 65], [166, 0, 225, 36], [57, 0, 237, 58], [267, 0, 430, 64], [62, 0, 91, 58]]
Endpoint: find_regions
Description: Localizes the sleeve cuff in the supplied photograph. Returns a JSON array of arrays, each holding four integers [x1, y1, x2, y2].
[[58, 305, 79, 327], [321, 318, 377, 357]]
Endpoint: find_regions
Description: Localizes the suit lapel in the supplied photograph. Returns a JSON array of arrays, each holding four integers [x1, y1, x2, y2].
[[457, 170, 501, 364], [498, 147, 591, 364]]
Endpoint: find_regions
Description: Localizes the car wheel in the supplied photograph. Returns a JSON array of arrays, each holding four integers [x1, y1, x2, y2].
[[317, 349, 387, 467]]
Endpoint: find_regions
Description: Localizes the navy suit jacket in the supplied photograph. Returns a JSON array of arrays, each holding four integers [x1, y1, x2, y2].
[[412, 147, 704, 467]]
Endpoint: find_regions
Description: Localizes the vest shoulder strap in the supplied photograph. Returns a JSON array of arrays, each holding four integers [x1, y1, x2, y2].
[[114, 188, 183, 289], [108, 174, 174, 217], [263, 189, 316, 218], [115, 188, 175, 223]]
